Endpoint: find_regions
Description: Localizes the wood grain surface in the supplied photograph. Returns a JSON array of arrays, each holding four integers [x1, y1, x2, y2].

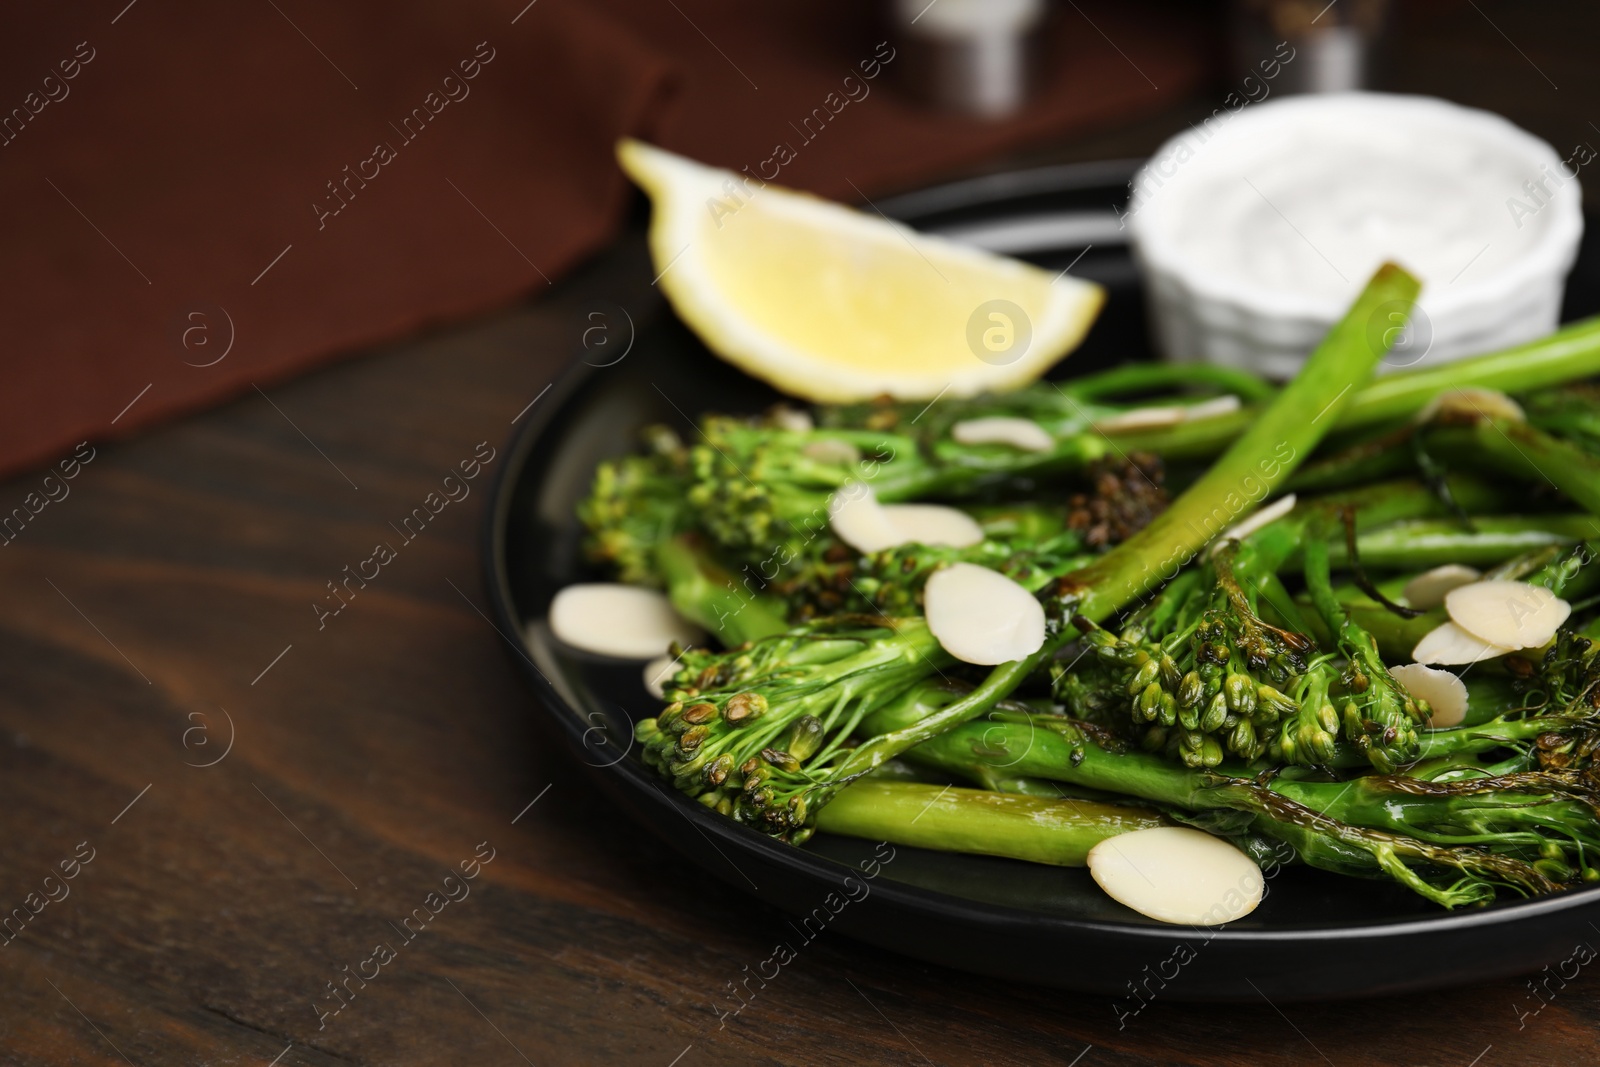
[[7, 4, 1600, 1063]]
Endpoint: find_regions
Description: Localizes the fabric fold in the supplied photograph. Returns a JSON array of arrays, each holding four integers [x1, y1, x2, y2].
[[0, 0, 1206, 477]]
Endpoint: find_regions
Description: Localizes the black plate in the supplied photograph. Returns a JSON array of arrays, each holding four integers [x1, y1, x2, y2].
[[483, 160, 1600, 1000]]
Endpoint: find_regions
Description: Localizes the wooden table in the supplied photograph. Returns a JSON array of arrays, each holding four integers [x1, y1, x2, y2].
[[8, 3, 1600, 1063]]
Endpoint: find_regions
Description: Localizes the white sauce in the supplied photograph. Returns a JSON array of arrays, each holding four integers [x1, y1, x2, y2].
[[1140, 99, 1564, 308]]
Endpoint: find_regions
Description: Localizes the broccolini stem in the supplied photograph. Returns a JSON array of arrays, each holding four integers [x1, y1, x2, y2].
[[1254, 572, 1319, 638], [864, 434, 1110, 501], [656, 535, 789, 645], [1285, 427, 1417, 492], [1524, 383, 1600, 449], [1062, 361, 1277, 404], [1228, 474, 1508, 579], [1301, 518, 1426, 771], [1113, 314, 1600, 460], [1351, 316, 1600, 428], [1319, 714, 1561, 770], [908, 717, 1569, 906], [1329, 515, 1595, 570], [1312, 603, 1439, 663], [812, 779, 1167, 866], [1428, 419, 1600, 519]]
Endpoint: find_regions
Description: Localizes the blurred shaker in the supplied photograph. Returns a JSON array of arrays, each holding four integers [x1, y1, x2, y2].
[[891, 0, 1047, 118], [1231, 0, 1391, 93]]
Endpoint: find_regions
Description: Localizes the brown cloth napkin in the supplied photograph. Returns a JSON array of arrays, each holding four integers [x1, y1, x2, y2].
[[0, 0, 1208, 478]]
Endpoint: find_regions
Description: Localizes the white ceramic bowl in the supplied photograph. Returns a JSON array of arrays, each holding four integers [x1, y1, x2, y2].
[[1126, 92, 1584, 378]]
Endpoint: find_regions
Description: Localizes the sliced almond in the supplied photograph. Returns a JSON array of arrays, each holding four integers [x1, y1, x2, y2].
[[1213, 494, 1297, 552], [950, 416, 1054, 453], [643, 653, 683, 700], [829, 483, 983, 554], [923, 563, 1045, 665], [1388, 663, 1469, 728], [1417, 387, 1526, 426], [1401, 564, 1482, 611], [769, 405, 814, 433], [801, 438, 861, 466], [1412, 621, 1514, 666], [1444, 580, 1570, 650], [1092, 405, 1187, 433], [881, 504, 985, 549], [828, 482, 902, 554], [549, 584, 703, 659], [1087, 827, 1263, 926], [1184, 394, 1243, 420]]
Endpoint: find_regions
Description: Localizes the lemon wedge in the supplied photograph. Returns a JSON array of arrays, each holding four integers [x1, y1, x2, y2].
[[617, 139, 1105, 402]]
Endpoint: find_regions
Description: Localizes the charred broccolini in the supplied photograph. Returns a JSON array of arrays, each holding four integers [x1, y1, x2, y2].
[[570, 263, 1600, 914]]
